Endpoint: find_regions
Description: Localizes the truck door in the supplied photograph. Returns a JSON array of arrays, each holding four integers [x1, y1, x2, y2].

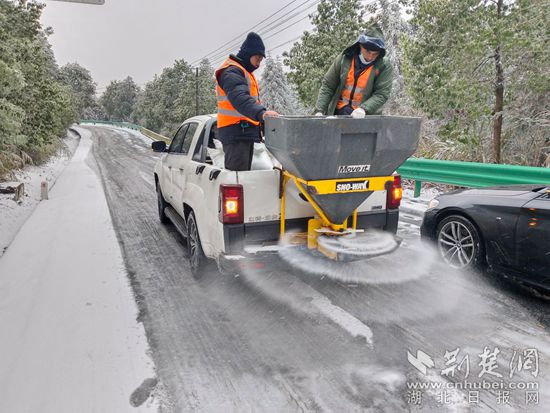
[[163, 124, 188, 203], [516, 189, 550, 283], [170, 121, 199, 216]]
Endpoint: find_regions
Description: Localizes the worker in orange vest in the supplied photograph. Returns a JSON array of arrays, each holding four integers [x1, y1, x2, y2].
[[315, 26, 393, 118], [215, 32, 279, 171]]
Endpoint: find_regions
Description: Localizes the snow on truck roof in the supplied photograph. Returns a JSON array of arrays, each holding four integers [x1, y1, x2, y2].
[[178, 114, 217, 126]]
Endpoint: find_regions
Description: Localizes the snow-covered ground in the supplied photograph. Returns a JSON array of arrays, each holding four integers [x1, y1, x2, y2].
[[0, 130, 80, 258], [400, 186, 439, 217], [0, 126, 160, 412]]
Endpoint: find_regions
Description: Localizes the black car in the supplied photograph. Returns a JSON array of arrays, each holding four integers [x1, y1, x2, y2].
[[421, 185, 550, 288]]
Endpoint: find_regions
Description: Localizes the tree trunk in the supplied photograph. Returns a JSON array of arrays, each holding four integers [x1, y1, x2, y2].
[[492, 0, 504, 164]]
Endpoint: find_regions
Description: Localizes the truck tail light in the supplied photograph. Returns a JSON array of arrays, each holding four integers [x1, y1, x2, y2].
[[387, 174, 402, 209], [219, 184, 244, 224]]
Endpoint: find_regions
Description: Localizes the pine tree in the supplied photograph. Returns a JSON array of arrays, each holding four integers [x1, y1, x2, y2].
[[365, 0, 410, 111], [100, 76, 140, 122], [260, 56, 300, 115], [283, 0, 367, 108], [196, 58, 217, 116]]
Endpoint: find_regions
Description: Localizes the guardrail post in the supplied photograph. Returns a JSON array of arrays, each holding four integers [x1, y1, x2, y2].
[[414, 180, 422, 198]]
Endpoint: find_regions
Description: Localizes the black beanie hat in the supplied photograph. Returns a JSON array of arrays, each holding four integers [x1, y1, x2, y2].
[[237, 32, 266, 61]]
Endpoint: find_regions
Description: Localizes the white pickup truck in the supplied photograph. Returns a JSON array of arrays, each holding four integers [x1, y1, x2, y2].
[[152, 114, 404, 276]]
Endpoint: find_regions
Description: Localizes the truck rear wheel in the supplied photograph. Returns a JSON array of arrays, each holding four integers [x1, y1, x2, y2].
[[187, 211, 208, 277], [157, 184, 170, 224]]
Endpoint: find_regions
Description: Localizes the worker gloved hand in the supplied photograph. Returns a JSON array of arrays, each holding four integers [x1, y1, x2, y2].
[[262, 110, 279, 120], [315, 112, 323, 116], [351, 108, 366, 119]]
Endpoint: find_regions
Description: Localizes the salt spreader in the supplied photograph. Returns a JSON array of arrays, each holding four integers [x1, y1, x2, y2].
[[265, 115, 421, 261]]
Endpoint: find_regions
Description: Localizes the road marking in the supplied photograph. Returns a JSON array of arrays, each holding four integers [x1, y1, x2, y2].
[[239, 269, 374, 346]]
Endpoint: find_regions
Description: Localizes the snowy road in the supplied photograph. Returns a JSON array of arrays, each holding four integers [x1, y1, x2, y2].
[[87, 125, 550, 412]]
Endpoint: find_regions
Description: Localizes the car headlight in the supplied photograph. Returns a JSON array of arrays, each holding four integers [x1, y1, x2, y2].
[[427, 198, 440, 210]]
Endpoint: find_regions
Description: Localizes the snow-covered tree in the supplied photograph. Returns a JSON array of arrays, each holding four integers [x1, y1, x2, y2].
[[132, 60, 192, 134], [403, 0, 549, 165], [100, 76, 140, 122], [58, 62, 98, 119], [177, 58, 217, 120], [260, 56, 300, 115], [364, 0, 410, 110], [284, 0, 368, 108], [1, 0, 75, 177], [133, 58, 217, 135]]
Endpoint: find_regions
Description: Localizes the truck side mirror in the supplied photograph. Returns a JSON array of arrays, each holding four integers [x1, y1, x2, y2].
[[152, 141, 167, 152]]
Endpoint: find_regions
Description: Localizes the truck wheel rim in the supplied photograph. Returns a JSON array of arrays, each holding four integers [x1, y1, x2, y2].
[[437, 221, 475, 269]]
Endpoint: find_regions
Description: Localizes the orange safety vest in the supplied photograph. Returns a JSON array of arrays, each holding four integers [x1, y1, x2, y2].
[[336, 58, 373, 110], [215, 58, 261, 128]]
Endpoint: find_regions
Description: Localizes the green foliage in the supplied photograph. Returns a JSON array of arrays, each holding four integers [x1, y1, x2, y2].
[[0, 0, 76, 178], [133, 58, 217, 136], [58, 62, 98, 119], [283, 0, 368, 108], [402, 0, 549, 164], [176, 58, 217, 123], [99, 76, 140, 122], [132, 60, 192, 135]]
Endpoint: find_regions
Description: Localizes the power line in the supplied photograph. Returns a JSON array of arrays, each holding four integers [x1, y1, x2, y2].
[[201, 0, 314, 66], [192, 0, 316, 66], [208, 1, 318, 67], [258, 0, 318, 37], [268, 35, 302, 53], [262, 13, 311, 42], [189, 0, 302, 65], [264, 0, 381, 55], [207, 15, 309, 66]]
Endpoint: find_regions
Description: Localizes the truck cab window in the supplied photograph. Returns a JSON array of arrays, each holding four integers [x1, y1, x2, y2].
[[181, 122, 198, 154], [193, 122, 218, 163], [168, 124, 188, 153]]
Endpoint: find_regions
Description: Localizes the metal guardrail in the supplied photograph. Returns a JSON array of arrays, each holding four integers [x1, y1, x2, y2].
[[398, 158, 550, 197], [79, 120, 171, 143], [139, 127, 171, 143], [79, 119, 141, 130]]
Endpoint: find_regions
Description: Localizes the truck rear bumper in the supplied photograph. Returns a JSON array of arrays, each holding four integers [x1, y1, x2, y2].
[[223, 209, 399, 255], [217, 249, 280, 274]]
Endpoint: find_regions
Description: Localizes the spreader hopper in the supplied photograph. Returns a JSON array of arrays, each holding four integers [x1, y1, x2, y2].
[[265, 115, 421, 225]]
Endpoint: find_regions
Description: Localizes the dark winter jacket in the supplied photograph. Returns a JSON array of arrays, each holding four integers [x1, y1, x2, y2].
[[216, 55, 266, 144], [315, 26, 393, 115]]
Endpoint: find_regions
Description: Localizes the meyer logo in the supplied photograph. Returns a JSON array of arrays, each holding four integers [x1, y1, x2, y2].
[[335, 180, 369, 192], [338, 164, 371, 174]]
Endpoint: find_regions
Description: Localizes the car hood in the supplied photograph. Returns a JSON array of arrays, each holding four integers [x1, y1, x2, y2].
[[445, 184, 547, 198]]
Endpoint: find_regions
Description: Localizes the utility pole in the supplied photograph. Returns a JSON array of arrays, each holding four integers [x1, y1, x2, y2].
[[195, 67, 199, 116]]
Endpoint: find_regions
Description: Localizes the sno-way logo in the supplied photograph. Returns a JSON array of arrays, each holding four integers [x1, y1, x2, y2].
[[335, 180, 369, 192], [338, 164, 371, 174]]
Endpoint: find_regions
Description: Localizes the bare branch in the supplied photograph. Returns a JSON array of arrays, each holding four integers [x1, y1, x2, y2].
[[472, 54, 496, 73]]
